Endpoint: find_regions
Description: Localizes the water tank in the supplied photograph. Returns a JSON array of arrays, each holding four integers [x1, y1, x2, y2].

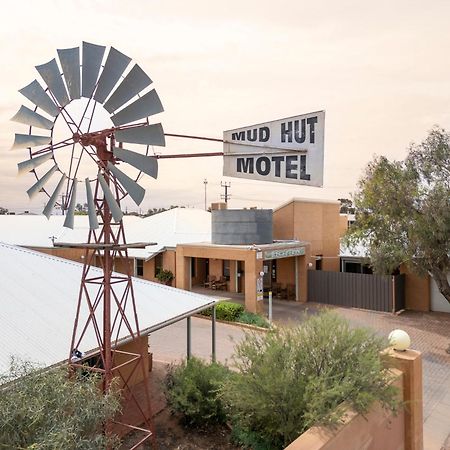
[[212, 209, 273, 245]]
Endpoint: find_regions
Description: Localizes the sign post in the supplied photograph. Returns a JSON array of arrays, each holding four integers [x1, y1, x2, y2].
[[268, 290, 273, 326], [223, 110, 325, 187], [257, 271, 264, 302]]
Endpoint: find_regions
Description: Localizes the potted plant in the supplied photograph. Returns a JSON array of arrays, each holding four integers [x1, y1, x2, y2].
[[156, 269, 174, 286]]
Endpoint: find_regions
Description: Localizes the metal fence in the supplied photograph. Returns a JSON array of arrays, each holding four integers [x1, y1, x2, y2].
[[307, 271, 405, 312]]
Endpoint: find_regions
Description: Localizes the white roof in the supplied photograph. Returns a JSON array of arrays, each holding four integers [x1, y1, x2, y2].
[[0, 208, 212, 259], [125, 208, 212, 259], [340, 240, 368, 258], [0, 242, 217, 374]]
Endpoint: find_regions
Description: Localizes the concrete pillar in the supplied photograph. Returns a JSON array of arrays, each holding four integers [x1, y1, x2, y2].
[[230, 260, 238, 293], [187, 256, 192, 290], [387, 349, 423, 450], [175, 249, 192, 292], [244, 253, 263, 314], [298, 244, 311, 303]]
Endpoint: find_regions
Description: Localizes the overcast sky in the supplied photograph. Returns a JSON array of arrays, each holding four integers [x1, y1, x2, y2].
[[1, 0, 450, 214]]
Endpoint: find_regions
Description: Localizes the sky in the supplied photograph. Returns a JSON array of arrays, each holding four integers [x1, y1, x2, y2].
[[1, 0, 450, 214]]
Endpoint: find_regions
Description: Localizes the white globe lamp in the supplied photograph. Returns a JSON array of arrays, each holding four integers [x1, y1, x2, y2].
[[388, 329, 411, 351]]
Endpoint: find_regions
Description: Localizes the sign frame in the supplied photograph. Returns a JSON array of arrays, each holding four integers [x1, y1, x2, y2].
[[223, 110, 325, 187]]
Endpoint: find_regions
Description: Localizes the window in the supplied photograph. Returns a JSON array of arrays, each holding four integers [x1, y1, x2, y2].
[[315, 256, 322, 271], [223, 260, 230, 281], [343, 261, 361, 273], [136, 259, 144, 277], [154, 253, 163, 277], [271, 260, 277, 281], [191, 257, 196, 277]]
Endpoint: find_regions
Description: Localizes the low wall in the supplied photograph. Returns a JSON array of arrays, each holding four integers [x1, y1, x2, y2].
[[286, 349, 423, 450], [286, 370, 404, 450]]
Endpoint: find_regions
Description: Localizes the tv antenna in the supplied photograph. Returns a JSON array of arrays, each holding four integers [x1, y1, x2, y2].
[[11, 41, 164, 447]]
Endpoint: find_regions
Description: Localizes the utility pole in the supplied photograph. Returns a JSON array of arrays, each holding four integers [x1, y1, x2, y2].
[[59, 194, 67, 216], [220, 181, 231, 204], [203, 178, 208, 210]]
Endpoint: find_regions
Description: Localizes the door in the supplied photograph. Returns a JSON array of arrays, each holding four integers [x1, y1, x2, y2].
[[237, 261, 244, 293]]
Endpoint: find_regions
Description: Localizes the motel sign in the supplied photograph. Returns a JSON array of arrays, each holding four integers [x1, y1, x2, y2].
[[223, 110, 325, 187]]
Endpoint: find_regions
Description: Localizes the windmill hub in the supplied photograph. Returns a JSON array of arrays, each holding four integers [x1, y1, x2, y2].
[[73, 130, 114, 163]]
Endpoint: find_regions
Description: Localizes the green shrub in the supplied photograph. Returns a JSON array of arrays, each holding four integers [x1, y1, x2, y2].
[[155, 269, 174, 284], [237, 311, 269, 328], [220, 311, 399, 449], [0, 358, 122, 449], [200, 301, 244, 322], [164, 357, 230, 427]]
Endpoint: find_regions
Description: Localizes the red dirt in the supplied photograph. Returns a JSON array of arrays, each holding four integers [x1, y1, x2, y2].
[[151, 407, 240, 450]]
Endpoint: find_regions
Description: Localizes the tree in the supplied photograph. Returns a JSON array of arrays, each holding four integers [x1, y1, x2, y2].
[[344, 127, 450, 303], [0, 206, 8, 215], [337, 198, 355, 214], [0, 358, 122, 449], [75, 203, 88, 215]]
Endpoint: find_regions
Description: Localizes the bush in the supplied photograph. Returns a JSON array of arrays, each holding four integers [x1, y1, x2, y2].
[[220, 311, 399, 449], [0, 358, 122, 449], [165, 357, 230, 427], [200, 301, 244, 322], [156, 269, 174, 285], [237, 311, 269, 328]]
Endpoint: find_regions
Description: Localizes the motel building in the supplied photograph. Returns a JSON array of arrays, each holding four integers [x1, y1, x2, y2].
[[1, 197, 448, 314], [0, 198, 344, 314], [175, 199, 343, 314]]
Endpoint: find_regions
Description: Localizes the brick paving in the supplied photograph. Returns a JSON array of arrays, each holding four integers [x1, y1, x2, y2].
[[152, 290, 450, 449]]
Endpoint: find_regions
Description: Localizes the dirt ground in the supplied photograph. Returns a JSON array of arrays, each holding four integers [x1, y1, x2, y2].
[[120, 361, 239, 450], [151, 407, 240, 450]]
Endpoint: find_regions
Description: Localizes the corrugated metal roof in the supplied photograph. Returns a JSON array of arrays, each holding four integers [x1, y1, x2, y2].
[[125, 208, 212, 259], [0, 208, 212, 259], [0, 242, 217, 373]]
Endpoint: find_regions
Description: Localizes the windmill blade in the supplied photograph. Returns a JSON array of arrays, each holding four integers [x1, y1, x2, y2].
[[98, 173, 123, 223], [11, 133, 51, 150], [113, 147, 158, 179], [103, 64, 152, 113], [11, 105, 54, 130], [18, 152, 53, 175], [43, 174, 66, 218], [85, 178, 99, 230], [107, 162, 145, 205], [111, 89, 163, 126], [35, 59, 70, 107], [94, 47, 131, 104], [63, 179, 78, 229], [26, 164, 58, 199], [115, 123, 165, 146], [57, 47, 81, 100], [19, 80, 59, 117], [82, 41, 106, 98]]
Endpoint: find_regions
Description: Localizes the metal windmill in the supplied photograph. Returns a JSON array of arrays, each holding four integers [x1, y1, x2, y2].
[[11, 41, 164, 447]]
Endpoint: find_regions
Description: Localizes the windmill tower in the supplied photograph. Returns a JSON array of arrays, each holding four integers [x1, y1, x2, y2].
[[11, 42, 164, 447]]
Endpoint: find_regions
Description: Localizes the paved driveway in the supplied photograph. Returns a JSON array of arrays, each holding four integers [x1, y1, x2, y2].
[[151, 295, 450, 449]]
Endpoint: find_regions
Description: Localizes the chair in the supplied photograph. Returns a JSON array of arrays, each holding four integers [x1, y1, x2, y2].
[[271, 282, 281, 298], [287, 284, 296, 301], [203, 275, 216, 289], [212, 276, 227, 290]]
